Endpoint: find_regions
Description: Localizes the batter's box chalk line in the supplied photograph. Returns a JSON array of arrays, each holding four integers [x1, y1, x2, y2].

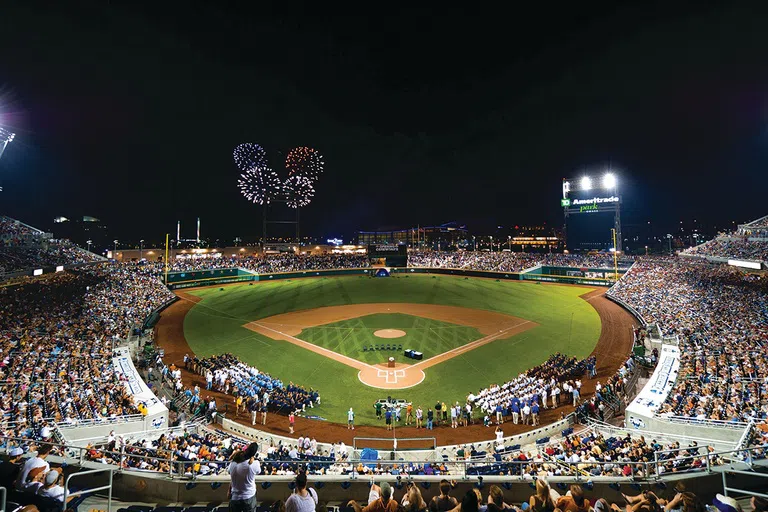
[[377, 368, 406, 383]]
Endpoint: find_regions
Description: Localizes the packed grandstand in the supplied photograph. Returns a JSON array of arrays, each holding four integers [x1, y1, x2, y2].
[[0, 214, 766, 511]]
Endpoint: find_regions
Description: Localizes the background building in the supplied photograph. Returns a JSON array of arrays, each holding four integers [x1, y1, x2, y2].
[[357, 222, 468, 250], [53, 215, 109, 251]]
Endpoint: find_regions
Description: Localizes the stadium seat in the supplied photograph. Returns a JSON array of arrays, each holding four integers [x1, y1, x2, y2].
[[127, 506, 153, 512]]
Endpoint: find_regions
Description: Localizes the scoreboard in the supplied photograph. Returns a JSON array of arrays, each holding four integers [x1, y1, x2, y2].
[[367, 244, 407, 267]]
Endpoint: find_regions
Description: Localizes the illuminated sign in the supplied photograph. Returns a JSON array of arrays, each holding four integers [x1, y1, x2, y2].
[[326, 238, 343, 246], [571, 196, 619, 206], [561, 198, 571, 207]]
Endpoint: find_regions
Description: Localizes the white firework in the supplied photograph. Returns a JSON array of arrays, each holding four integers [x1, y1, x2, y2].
[[283, 175, 315, 208], [238, 166, 282, 205]]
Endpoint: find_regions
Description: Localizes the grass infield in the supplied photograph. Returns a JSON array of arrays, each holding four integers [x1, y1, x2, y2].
[[297, 313, 483, 364], [183, 275, 601, 425]]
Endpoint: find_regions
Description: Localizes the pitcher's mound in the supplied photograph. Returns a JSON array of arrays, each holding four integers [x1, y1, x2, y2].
[[374, 329, 406, 339]]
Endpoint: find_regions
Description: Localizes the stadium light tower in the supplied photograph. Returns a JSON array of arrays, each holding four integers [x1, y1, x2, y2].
[[0, 126, 16, 192], [562, 169, 623, 252], [0, 126, 15, 161]]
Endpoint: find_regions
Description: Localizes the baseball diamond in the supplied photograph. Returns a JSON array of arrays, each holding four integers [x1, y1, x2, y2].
[[156, 272, 636, 442]]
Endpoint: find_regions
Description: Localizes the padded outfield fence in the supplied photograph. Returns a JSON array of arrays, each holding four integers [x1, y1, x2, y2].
[[164, 265, 627, 290]]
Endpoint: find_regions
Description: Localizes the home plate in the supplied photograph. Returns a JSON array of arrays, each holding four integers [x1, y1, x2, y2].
[[358, 364, 426, 389]]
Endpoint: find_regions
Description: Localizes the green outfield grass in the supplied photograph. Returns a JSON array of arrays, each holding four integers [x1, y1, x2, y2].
[[182, 275, 601, 425], [296, 313, 484, 365]]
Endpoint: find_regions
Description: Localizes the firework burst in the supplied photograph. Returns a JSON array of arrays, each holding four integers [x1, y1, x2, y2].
[[283, 175, 315, 208], [238, 166, 282, 205], [285, 147, 324, 183], [233, 143, 268, 172]]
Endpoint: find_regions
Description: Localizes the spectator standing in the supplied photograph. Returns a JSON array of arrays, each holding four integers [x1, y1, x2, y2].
[[285, 472, 317, 512], [348, 408, 355, 430], [228, 443, 261, 512]]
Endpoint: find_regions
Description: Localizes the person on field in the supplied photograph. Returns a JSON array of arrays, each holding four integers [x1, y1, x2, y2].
[[348, 408, 355, 430]]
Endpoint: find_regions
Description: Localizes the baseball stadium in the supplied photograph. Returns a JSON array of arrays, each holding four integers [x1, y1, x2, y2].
[[2, 6, 768, 511], [1, 199, 767, 511]]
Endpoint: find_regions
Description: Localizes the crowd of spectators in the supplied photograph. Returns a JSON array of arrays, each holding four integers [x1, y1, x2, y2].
[[577, 357, 639, 423], [0, 216, 102, 275], [0, 240, 102, 275], [407, 252, 632, 272], [81, 426, 250, 475], [152, 253, 371, 274], [0, 216, 41, 246], [608, 259, 768, 422], [0, 263, 175, 436], [683, 237, 768, 262]]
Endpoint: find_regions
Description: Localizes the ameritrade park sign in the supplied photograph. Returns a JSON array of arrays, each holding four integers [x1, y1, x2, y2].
[[571, 196, 619, 206], [564, 195, 620, 213]]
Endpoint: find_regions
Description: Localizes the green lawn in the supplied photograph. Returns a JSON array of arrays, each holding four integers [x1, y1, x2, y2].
[[296, 313, 484, 365], [182, 275, 601, 425]]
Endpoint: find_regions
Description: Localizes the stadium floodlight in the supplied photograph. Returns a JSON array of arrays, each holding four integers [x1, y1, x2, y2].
[[0, 126, 15, 163], [602, 172, 617, 189], [580, 176, 592, 190]]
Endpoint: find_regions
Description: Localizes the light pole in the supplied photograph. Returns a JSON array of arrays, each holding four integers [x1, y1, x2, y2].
[[507, 235, 511, 251], [86, 239, 93, 253], [0, 126, 15, 164], [139, 239, 145, 260], [113, 239, 118, 260], [645, 245, 648, 256], [666, 234, 673, 255], [490, 236, 493, 252], [472, 236, 476, 251]]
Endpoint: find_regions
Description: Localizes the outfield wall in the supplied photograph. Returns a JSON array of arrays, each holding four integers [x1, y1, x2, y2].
[[165, 265, 626, 290]]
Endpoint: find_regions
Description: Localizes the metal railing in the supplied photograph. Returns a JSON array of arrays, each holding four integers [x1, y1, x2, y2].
[[55, 414, 146, 429], [652, 415, 750, 429], [721, 469, 768, 499], [2, 431, 766, 484], [62, 467, 114, 512]]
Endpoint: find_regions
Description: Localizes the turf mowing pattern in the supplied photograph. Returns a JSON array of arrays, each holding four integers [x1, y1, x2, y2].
[[296, 313, 484, 365], [183, 275, 601, 425]]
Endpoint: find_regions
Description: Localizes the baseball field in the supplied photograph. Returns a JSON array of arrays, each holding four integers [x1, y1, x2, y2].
[[174, 274, 603, 426]]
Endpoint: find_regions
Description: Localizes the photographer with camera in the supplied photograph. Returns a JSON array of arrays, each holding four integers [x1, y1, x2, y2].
[[228, 443, 261, 512]]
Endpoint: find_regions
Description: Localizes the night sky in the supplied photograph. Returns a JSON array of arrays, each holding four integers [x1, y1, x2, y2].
[[1, 2, 768, 244]]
